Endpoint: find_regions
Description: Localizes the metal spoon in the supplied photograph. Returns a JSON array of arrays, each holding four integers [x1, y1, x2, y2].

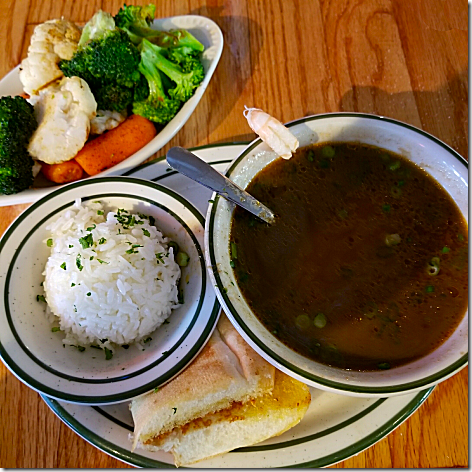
[[166, 146, 276, 224]]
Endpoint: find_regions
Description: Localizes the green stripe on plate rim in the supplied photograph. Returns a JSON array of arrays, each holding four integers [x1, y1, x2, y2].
[[41, 387, 432, 468], [0, 176, 220, 403], [5, 193, 205, 384], [122, 141, 250, 177], [207, 114, 468, 394]]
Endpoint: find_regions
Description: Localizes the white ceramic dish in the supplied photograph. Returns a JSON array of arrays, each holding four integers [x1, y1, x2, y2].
[[41, 144, 434, 468], [0, 15, 223, 207], [205, 113, 469, 398], [0, 177, 219, 404]]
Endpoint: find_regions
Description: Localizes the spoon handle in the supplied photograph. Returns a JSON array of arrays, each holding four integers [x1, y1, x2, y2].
[[166, 146, 276, 224]]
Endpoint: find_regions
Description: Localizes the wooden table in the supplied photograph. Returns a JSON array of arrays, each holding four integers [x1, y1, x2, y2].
[[0, 0, 467, 468]]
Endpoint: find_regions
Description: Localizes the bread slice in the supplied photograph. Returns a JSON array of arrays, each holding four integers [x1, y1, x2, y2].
[[137, 369, 311, 467], [130, 313, 275, 450]]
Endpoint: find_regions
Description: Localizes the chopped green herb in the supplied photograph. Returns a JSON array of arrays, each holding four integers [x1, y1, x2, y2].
[[223, 287, 228, 294], [104, 347, 113, 360], [306, 149, 314, 162], [98, 237, 106, 244], [97, 259, 108, 264], [154, 387, 159, 393], [156, 252, 165, 264], [74, 305, 77, 312], [172, 407, 177, 414], [79, 233, 94, 249], [142, 228, 150, 237], [97, 210, 104, 215], [426, 285, 435, 293], [69, 244, 74, 248], [60, 262, 67, 270], [47, 238, 53, 247], [163, 319, 170, 325], [76, 254, 83, 271], [90, 256, 94, 260], [230, 260, 235, 268], [87, 292, 91, 297], [378, 362, 391, 370], [149, 215, 155, 226], [71, 283, 76, 287], [458, 234, 464, 241], [442, 246, 450, 254], [77, 346, 86, 352], [51, 326, 60, 332], [86, 224, 96, 232], [388, 160, 401, 171], [382, 204, 391, 213], [178, 289, 184, 304]]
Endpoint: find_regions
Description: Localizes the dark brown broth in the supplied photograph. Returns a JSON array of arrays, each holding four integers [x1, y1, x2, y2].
[[230, 143, 468, 371]]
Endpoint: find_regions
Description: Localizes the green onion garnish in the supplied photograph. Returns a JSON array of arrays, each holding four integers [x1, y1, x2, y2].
[[36, 294, 46, 302], [46, 238, 53, 247], [60, 262, 66, 270]]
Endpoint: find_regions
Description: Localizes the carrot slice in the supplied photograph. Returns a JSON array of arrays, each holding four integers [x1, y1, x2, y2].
[[75, 115, 157, 175]]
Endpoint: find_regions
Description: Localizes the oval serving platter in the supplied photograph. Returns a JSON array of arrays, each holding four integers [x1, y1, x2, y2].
[[0, 14, 223, 207], [42, 143, 434, 467]]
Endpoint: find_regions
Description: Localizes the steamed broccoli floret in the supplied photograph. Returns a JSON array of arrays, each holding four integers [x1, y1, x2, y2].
[[59, 11, 141, 110], [94, 82, 135, 111], [115, 4, 156, 44], [132, 41, 181, 124], [82, 29, 141, 87], [0, 96, 37, 195], [133, 73, 150, 102], [166, 47, 204, 85], [115, 4, 204, 52], [139, 39, 199, 103]]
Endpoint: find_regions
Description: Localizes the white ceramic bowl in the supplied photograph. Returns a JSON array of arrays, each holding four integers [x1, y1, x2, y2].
[[205, 113, 468, 397], [0, 177, 219, 404], [0, 15, 223, 207]]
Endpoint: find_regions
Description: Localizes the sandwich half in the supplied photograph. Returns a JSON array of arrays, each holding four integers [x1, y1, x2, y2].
[[130, 313, 311, 467]]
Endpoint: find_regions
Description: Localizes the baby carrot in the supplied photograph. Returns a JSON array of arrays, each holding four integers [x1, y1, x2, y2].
[[75, 114, 157, 175], [41, 160, 84, 184]]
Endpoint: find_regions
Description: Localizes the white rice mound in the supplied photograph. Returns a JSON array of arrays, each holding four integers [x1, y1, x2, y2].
[[43, 199, 181, 350]]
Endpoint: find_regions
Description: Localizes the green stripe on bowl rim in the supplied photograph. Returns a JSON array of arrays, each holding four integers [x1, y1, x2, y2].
[[207, 113, 468, 395], [0, 176, 220, 403], [41, 386, 433, 468]]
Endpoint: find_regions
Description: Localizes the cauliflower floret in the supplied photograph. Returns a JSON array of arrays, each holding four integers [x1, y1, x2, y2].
[[19, 19, 81, 96], [28, 76, 97, 164], [90, 109, 127, 135]]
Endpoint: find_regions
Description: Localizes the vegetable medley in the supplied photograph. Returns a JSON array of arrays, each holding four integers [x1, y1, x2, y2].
[[0, 4, 205, 194]]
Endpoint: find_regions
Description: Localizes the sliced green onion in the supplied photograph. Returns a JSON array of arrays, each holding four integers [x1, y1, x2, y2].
[[231, 242, 238, 260], [306, 150, 314, 162], [36, 294, 46, 302], [46, 238, 53, 247], [51, 327, 60, 332], [168, 241, 179, 253], [104, 347, 113, 360], [321, 145, 335, 158], [142, 228, 150, 237], [388, 160, 401, 171], [176, 251, 189, 267], [295, 314, 311, 330], [385, 233, 401, 246], [313, 313, 327, 328], [426, 285, 435, 293], [60, 262, 66, 270], [442, 246, 450, 254]]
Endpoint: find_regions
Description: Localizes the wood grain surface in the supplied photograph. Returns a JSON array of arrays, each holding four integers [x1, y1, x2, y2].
[[0, 0, 468, 468]]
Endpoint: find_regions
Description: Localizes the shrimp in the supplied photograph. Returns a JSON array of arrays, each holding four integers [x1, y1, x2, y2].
[[28, 77, 97, 164], [19, 19, 81, 96], [243, 106, 299, 159]]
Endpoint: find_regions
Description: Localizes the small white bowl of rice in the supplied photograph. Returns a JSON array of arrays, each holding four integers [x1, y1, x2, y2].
[[0, 177, 219, 404]]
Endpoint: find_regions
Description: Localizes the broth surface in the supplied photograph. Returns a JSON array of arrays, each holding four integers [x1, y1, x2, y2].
[[230, 143, 468, 371]]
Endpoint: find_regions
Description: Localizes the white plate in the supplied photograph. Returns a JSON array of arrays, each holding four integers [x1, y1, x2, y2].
[[0, 15, 223, 207], [42, 143, 433, 467]]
